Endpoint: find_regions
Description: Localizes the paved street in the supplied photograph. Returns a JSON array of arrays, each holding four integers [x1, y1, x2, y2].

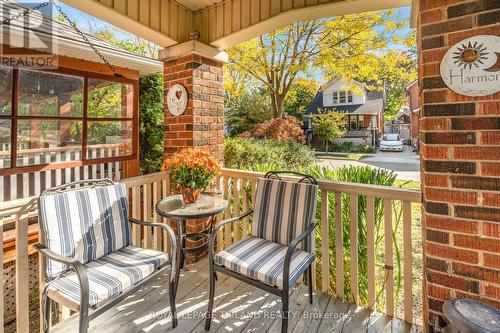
[[316, 146, 421, 182]]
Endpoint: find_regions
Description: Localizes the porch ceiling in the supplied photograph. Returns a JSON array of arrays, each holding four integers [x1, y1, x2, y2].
[[62, 0, 411, 50]]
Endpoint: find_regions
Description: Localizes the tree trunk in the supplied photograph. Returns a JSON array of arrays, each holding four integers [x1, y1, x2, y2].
[[270, 93, 284, 118]]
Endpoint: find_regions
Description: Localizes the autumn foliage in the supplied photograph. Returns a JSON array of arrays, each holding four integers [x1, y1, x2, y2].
[[240, 117, 305, 143], [162, 148, 220, 190]]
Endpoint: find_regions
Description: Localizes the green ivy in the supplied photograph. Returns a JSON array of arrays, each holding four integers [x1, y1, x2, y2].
[[139, 73, 164, 174]]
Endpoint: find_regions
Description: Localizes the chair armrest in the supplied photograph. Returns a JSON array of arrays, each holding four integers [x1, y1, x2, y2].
[[208, 210, 253, 260], [34, 243, 90, 313], [129, 217, 177, 278], [283, 220, 319, 288]]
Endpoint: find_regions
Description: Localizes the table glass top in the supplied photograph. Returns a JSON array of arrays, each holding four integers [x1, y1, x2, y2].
[[156, 194, 228, 219]]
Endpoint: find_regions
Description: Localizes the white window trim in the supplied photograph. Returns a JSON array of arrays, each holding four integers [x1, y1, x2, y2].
[[331, 90, 354, 105]]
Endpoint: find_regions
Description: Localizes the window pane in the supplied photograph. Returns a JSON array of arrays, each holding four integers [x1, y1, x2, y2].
[[339, 91, 346, 104], [16, 119, 83, 166], [332, 92, 339, 104], [0, 120, 11, 168], [18, 70, 84, 117], [347, 92, 353, 103], [358, 115, 365, 128], [349, 116, 357, 130], [0, 68, 12, 115], [88, 79, 133, 118], [87, 121, 133, 159]]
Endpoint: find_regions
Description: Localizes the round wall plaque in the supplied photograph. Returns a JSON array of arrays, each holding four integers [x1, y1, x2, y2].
[[440, 35, 500, 97], [167, 84, 188, 116]]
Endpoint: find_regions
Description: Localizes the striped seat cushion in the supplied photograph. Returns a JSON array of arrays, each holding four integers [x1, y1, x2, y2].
[[39, 183, 132, 278], [252, 178, 318, 252], [214, 236, 314, 289], [46, 246, 167, 309]]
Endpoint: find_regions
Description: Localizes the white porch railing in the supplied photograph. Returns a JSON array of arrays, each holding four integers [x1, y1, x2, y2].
[[0, 168, 422, 332], [0, 144, 123, 202]]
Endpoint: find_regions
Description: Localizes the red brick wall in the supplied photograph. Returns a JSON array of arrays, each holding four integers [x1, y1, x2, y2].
[[418, 0, 500, 330], [163, 53, 225, 163]]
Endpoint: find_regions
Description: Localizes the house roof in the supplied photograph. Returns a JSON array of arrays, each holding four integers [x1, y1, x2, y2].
[[1, 2, 163, 76], [305, 81, 385, 116]]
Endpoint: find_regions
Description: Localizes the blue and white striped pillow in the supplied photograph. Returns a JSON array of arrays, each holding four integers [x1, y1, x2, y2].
[[39, 183, 132, 278], [251, 178, 318, 253]]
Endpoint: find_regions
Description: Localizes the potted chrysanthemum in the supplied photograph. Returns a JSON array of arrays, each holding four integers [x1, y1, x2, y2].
[[162, 148, 220, 204]]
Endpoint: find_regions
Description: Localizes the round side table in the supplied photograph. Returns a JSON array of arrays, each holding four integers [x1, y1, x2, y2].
[[155, 194, 227, 289]]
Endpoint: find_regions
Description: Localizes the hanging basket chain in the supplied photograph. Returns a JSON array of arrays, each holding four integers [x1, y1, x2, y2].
[[53, 4, 121, 76], [1, 1, 121, 77], [1, 1, 50, 25]]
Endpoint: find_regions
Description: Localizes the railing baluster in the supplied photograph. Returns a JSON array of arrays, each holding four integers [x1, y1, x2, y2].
[[131, 186, 141, 246], [384, 198, 394, 317], [162, 179, 170, 251], [215, 175, 224, 252], [232, 177, 240, 242], [65, 150, 71, 183], [55, 151, 62, 186], [403, 200, 413, 323], [241, 178, 249, 239], [349, 194, 359, 304], [143, 183, 152, 248], [367, 196, 376, 309], [16, 206, 30, 333], [320, 189, 329, 293], [153, 181, 161, 250], [22, 155, 29, 197], [74, 150, 80, 182], [223, 177, 231, 247], [335, 191, 344, 299], [34, 154, 41, 196]]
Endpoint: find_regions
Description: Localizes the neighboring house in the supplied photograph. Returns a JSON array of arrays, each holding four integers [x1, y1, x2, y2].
[[304, 78, 385, 147], [405, 80, 420, 139], [387, 108, 411, 140]]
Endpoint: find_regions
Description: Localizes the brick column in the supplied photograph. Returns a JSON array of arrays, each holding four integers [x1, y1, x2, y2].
[[417, 1, 499, 331], [160, 41, 226, 163], [159, 41, 227, 263]]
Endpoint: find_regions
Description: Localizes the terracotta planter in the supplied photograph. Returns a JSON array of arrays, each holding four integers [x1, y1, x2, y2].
[[181, 187, 201, 204]]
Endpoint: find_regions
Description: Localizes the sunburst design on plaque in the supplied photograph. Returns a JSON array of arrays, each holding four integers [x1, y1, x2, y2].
[[452, 41, 488, 69]]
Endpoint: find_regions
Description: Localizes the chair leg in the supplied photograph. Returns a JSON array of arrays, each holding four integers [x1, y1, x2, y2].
[[78, 310, 89, 333], [42, 291, 50, 333], [204, 264, 216, 330], [281, 291, 289, 333], [307, 264, 313, 304], [169, 276, 178, 328]]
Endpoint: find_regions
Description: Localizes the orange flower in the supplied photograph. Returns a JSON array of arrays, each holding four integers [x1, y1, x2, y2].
[[162, 148, 220, 190]]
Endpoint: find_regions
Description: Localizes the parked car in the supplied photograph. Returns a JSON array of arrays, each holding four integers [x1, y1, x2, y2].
[[380, 133, 404, 151]]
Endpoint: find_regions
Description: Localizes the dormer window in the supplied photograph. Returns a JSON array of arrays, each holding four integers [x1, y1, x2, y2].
[[332, 91, 353, 104]]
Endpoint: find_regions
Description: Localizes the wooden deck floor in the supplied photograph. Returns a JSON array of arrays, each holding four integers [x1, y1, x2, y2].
[[51, 258, 421, 333]]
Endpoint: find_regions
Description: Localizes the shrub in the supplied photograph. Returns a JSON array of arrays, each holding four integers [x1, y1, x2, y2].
[[139, 73, 164, 174], [331, 142, 376, 153], [240, 117, 305, 143], [224, 137, 315, 170]]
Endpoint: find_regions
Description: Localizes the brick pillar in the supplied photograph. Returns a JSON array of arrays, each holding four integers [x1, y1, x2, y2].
[[417, 1, 499, 331], [160, 41, 227, 263], [161, 41, 226, 163]]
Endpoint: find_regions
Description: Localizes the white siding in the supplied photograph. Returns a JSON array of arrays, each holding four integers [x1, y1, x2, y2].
[[322, 79, 366, 107]]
